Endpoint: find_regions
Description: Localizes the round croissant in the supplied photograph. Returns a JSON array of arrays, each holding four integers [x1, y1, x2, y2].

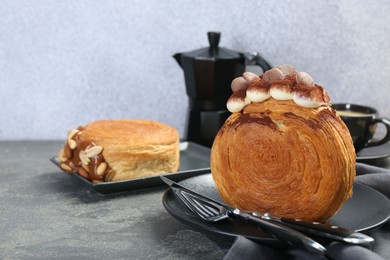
[[58, 120, 180, 182], [211, 95, 355, 222]]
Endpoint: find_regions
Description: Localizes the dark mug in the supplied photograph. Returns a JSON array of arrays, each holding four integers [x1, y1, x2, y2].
[[333, 103, 390, 152]]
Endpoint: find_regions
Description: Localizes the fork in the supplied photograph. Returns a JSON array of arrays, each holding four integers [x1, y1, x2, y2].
[[168, 182, 327, 255]]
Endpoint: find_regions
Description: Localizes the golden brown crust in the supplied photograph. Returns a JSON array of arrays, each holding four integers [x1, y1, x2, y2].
[[211, 99, 355, 222], [79, 120, 179, 147], [60, 120, 180, 182]]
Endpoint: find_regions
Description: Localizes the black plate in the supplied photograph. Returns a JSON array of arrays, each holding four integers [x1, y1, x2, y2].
[[162, 174, 390, 243], [357, 142, 390, 161], [51, 142, 210, 194]]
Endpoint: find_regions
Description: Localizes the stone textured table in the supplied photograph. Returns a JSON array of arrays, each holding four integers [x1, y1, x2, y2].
[[0, 141, 225, 259], [1, 141, 389, 259]]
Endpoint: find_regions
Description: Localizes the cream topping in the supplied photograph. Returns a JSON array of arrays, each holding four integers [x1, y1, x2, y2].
[[227, 65, 330, 113], [226, 89, 251, 113], [231, 77, 248, 92], [270, 88, 294, 100], [247, 87, 271, 102]]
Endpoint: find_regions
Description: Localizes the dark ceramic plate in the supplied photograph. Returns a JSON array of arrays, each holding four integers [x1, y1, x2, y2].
[[357, 141, 390, 161], [162, 174, 390, 243], [51, 142, 210, 194]]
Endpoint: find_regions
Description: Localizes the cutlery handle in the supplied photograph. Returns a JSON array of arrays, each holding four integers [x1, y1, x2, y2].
[[231, 209, 326, 255], [277, 217, 374, 246]]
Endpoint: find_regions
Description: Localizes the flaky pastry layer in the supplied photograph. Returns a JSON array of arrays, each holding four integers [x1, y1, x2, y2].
[[58, 120, 180, 182], [211, 99, 356, 222]]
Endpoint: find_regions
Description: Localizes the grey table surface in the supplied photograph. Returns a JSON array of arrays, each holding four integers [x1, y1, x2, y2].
[[0, 141, 226, 259], [1, 141, 389, 259]]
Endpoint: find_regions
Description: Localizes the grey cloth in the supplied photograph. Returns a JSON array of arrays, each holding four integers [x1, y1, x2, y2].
[[224, 163, 390, 260]]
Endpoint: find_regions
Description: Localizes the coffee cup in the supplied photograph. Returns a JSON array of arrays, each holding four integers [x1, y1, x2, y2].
[[333, 103, 390, 152]]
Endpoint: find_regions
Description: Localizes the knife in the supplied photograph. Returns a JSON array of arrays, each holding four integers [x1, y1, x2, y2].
[[255, 212, 374, 246], [160, 176, 374, 247], [161, 176, 327, 255]]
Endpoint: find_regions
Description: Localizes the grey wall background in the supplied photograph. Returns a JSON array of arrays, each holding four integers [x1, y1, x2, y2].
[[0, 0, 389, 140]]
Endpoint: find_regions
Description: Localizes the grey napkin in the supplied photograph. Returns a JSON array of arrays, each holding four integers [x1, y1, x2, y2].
[[224, 163, 390, 260]]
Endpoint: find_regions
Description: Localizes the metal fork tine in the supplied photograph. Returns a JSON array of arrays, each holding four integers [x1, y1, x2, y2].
[[191, 197, 220, 217], [183, 192, 218, 218], [182, 193, 211, 219], [179, 190, 229, 222], [172, 188, 205, 219], [181, 190, 222, 209]]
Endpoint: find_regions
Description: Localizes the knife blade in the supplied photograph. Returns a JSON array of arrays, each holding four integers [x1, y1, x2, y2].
[[255, 212, 374, 246]]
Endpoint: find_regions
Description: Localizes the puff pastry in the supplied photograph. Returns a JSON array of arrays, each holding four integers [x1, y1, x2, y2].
[[57, 120, 180, 182], [211, 65, 355, 222]]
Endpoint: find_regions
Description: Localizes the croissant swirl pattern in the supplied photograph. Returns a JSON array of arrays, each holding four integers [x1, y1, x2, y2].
[[211, 99, 356, 222]]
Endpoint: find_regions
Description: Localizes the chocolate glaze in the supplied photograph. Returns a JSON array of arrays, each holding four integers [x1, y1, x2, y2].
[[60, 127, 110, 182], [293, 84, 313, 97], [230, 88, 247, 100], [293, 84, 330, 103], [247, 79, 271, 92], [283, 112, 320, 130], [228, 114, 279, 131], [318, 107, 342, 124], [272, 74, 296, 90]]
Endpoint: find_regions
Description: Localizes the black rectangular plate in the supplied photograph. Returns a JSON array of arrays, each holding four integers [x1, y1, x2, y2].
[[51, 142, 211, 194]]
